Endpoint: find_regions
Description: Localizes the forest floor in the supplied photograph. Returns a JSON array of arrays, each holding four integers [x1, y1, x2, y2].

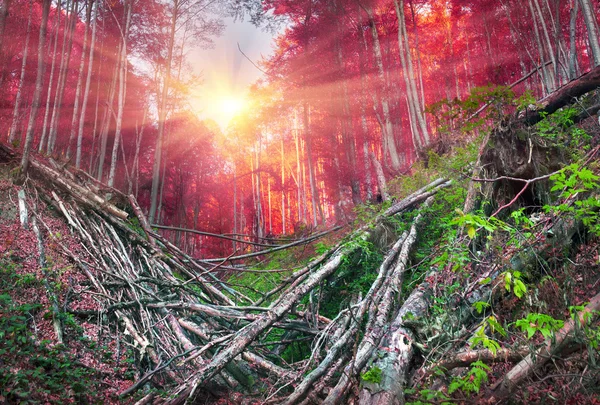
[[0, 164, 137, 404]]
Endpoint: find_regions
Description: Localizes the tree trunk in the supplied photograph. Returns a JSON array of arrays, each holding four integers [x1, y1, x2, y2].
[[39, 0, 62, 153], [76, 0, 98, 169], [108, 0, 132, 188], [0, 0, 12, 86], [579, 0, 600, 66], [569, 0, 580, 79], [370, 152, 389, 202], [8, 0, 33, 144], [67, 0, 93, 159], [48, 0, 78, 154], [21, 0, 51, 174], [533, 0, 558, 88], [393, 0, 429, 150], [303, 102, 323, 227], [97, 41, 120, 180], [364, 5, 402, 172], [149, 0, 178, 224]]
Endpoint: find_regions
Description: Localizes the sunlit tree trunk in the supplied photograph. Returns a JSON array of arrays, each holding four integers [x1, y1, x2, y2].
[[67, 0, 93, 159], [108, 0, 132, 188], [528, 0, 554, 94], [89, 70, 102, 173], [149, 0, 178, 224], [579, 0, 600, 66], [97, 41, 120, 180], [8, 0, 33, 144], [132, 108, 146, 197], [280, 136, 286, 234], [357, 25, 373, 202], [39, 0, 62, 153], [303, 102, 323, 227], [569, 0, 580, 79], [293, 114, 303, 224], [394, 0, 429, 150], [364, 5, 402, 172], [333, 0, 360, 206], [76, 0, 98, 169], [408, 0, 426, 111], [48, 0, 78, 154], [533, 0, 558, 88], [21, 0, 51, 174]]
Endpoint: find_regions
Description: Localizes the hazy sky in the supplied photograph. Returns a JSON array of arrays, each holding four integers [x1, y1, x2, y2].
[[189, 17, 277, 129]]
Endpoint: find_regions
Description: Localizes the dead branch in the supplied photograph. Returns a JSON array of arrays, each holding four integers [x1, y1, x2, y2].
[[486, 290, 600, 403]]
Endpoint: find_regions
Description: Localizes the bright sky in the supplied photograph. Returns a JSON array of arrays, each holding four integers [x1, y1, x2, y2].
[[189, 17, 277, 130]]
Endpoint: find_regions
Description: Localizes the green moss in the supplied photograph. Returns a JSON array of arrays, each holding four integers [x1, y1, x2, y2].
[[361, 366, 382, 384]]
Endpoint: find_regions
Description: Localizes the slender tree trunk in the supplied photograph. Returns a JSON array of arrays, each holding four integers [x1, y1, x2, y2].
[[333, 1, 360, 206], [0, 0, 12, 86], [364, 5, 402, 172], [67, 0, 93, 159], [408, 0, 426, 111], [528, 0, 553, 94], [8, 0, 33, 144], [96, 42, 120, 180], [394, 0, 429, 149], [569, 0, 580, 79], [108, 0, 132, 188], [39, 0, 62, 153], [76, 0, 98, 168], [533, 0, 558, 88], [149, 0, 178, 224], [280, 136, 286, 234], [293, 116, 303, 224], [303, 102, 323, 226], [579, 0, 600, 66], [48, 0, 77, 154], [21, 0, 51, 174], [0, 0, 10, 50]]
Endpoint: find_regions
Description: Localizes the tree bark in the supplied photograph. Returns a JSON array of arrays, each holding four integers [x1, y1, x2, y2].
[[364, 5, 402, 172], [149, 0, 178, 224], [67, 0, 92, 159], [39, 0, 62, 153], [579, 0, 600, 66], [21, 0, 51, 174], [48, 0, 78, 154], [108, 0, 132, 188], [76, 0, 98, 169], [8, 0, 33, 144]]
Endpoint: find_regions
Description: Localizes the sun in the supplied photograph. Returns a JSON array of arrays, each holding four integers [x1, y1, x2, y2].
[[219, 96, 245, 117]]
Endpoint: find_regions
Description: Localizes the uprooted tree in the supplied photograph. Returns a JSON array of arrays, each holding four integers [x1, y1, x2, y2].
[[1, 68, 600, 405]]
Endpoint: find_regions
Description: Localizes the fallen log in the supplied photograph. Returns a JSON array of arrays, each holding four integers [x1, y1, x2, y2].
[[29, 158, 128, 219], [421, 347, 529, 378], [526, 64, 600, 125], [485, 290, 600, 403], [356, 281, 432, 405]]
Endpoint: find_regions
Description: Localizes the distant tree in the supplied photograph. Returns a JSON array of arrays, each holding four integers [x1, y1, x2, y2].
[[21, 0, 51, 174]]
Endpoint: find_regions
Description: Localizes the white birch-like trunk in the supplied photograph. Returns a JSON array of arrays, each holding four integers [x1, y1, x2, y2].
[[21, 0, 51, 173], [67, 0, 92, 159], [579, 0, 600, 66], [39, 0, 62, 153], [108, 0, 132, 188], [76, 0, 98, 168], [8, 0, 33, 144]]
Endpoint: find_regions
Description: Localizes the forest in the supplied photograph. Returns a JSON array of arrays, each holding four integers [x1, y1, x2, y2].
[[0, 0, 600, 403]]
